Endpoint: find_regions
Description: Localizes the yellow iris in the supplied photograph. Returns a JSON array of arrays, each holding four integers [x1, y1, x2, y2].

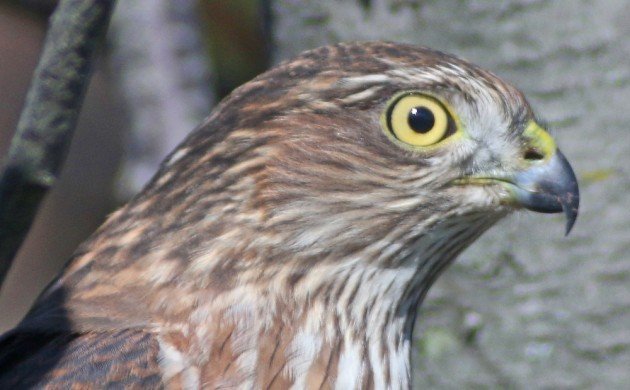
[[387, 94, 449, 147]]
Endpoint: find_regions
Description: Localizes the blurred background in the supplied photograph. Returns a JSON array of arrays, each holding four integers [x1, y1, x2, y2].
[[0, 0, 628, 387]]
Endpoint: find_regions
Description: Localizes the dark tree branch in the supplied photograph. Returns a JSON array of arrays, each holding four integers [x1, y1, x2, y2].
[[0, 0, 117, 288]]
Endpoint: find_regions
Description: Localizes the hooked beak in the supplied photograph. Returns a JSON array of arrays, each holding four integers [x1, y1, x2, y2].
[[510, 148, 580, 235], [455, 122, 580, 235]]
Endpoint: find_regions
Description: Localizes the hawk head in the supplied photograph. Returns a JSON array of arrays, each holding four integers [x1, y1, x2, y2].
[[17, 42, 579, 388], [141, 41, 577, 281]]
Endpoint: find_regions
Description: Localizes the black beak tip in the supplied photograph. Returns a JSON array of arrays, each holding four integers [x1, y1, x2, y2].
[[562, 192, 579, 236], [562, 197, 578, 237], [557, 150, 580, 236]]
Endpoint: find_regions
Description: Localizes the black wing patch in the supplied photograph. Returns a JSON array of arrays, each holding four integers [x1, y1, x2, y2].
[[0, 329, 163, 388]]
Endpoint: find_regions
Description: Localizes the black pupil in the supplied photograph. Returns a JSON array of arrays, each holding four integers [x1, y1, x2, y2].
[[408, 106, 435, 134]]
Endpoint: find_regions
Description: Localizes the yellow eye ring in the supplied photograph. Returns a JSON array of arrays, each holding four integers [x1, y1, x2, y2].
[[385, 94, 451, 147]]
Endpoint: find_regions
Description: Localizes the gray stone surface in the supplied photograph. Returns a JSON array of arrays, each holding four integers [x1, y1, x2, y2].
[[271, 0, 629, 387], [108, 0, 215, 197]]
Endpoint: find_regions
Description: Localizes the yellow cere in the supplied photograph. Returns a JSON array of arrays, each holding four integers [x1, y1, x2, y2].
[[388, 95, 448, 147], [522, 121, 557, 162]]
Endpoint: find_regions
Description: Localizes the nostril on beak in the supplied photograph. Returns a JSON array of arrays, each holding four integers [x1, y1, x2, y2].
[[524, 147, 545, 161]]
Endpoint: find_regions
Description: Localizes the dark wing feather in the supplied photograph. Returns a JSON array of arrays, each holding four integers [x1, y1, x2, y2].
[[0, 329, 163, 388]]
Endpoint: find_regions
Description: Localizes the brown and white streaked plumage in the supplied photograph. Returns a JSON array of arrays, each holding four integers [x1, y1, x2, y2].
[[0, 42, 578, 388]]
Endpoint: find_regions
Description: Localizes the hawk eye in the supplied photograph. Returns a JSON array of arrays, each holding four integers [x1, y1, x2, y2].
[[385, 94, 451, 147]]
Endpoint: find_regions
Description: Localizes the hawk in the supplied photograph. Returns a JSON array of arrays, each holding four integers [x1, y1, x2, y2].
[[0, 42, 578, 388]]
